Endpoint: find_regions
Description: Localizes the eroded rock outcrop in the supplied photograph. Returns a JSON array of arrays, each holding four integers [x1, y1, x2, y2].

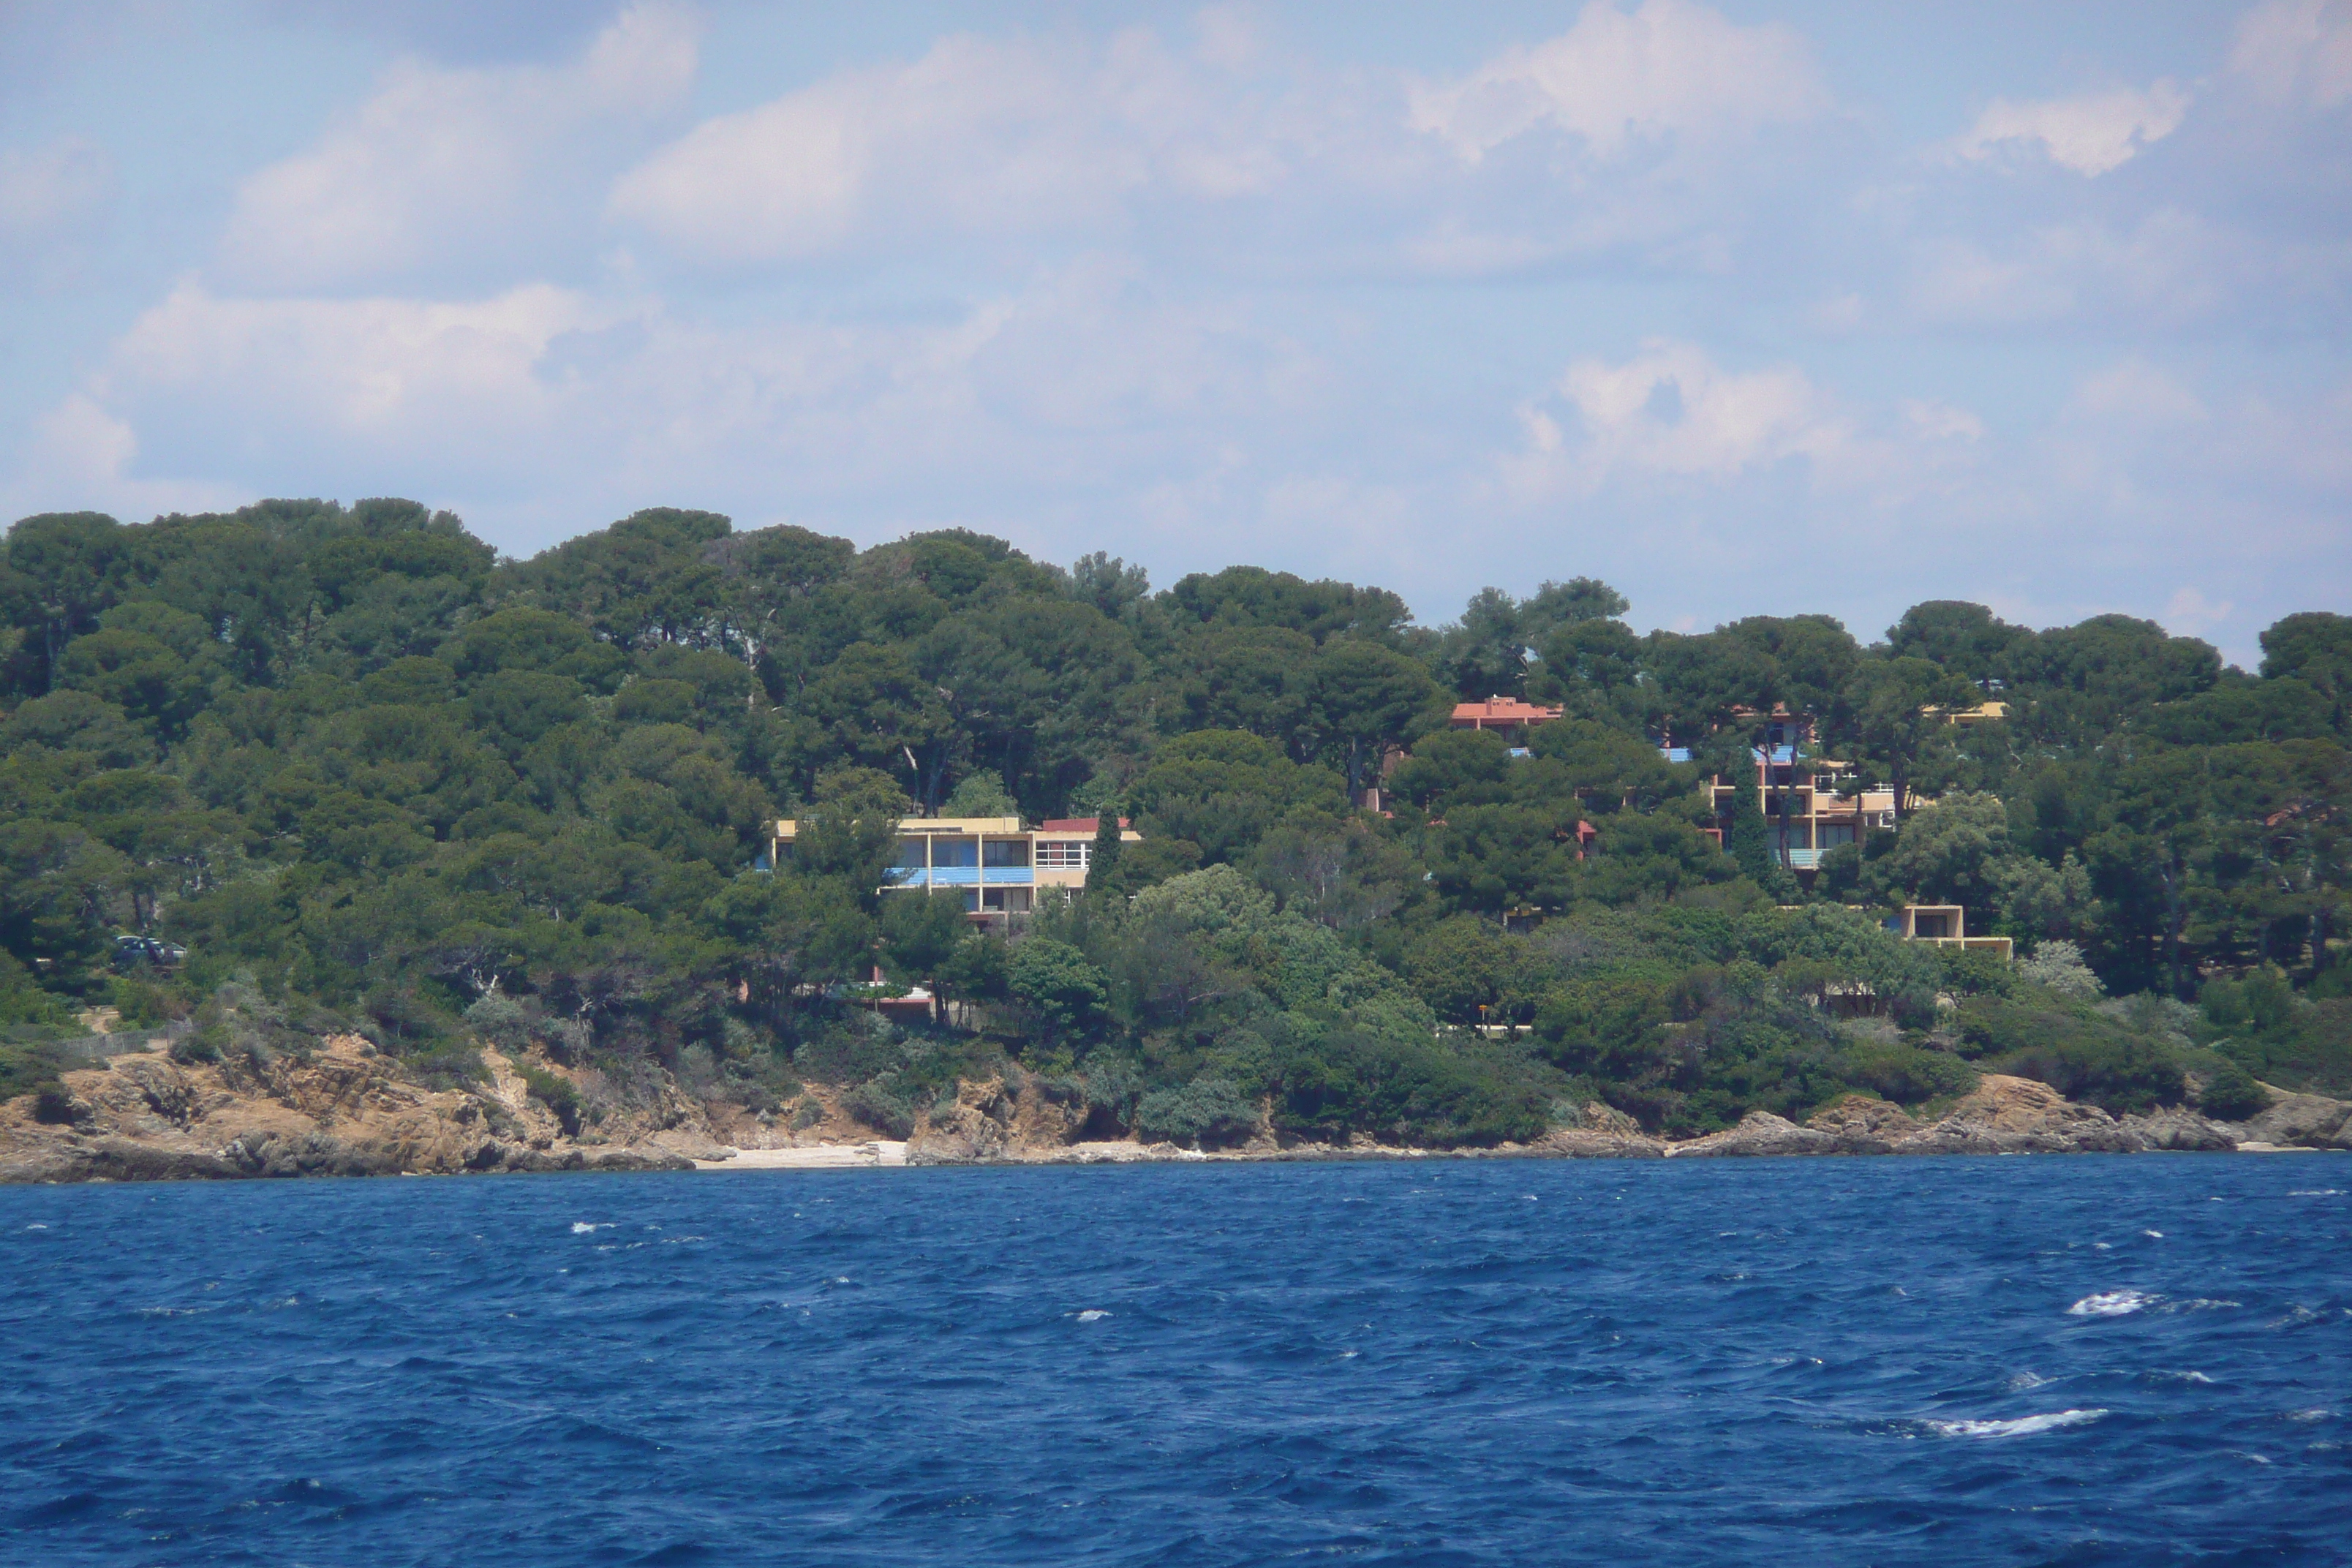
[[2226, 1090, 2352, 1150], [0, 1036, 697, 1183]]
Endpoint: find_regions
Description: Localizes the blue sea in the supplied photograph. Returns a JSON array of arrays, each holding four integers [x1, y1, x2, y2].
[[4, 1158, 2348, 1567]]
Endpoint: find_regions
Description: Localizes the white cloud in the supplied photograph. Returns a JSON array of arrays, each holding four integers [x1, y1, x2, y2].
[[218, 3, 697, 289], [1406, 0, 1828, 162], [2067, 359, 2207, 426], [99, 281, 606, 473], [1908, 210, 2239, 328], [2231, 0, 2352, 109], [0, 136, 116, 282], [1900, 399, 1986, 442], [2164, 585, 2236, 634], [2, 392, 236, 521], [48, 256, 1333, 547], [1502, 339, 1851, 499], [610, 30, 1288, 265], [1953, 80, 2190, 176]]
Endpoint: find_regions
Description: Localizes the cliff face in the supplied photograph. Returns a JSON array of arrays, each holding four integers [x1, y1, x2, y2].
[[0, 1037, 718, 1183]]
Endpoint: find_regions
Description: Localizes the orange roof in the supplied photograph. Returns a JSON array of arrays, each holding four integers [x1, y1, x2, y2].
[[1450, 697, 1564, 725]]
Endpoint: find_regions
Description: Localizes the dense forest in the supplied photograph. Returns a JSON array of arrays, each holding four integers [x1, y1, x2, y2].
[[2, 500, 2347, 1145]]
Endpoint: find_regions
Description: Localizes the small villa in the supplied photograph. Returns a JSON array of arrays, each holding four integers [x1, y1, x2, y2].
[[771, 815, 1141, 920]]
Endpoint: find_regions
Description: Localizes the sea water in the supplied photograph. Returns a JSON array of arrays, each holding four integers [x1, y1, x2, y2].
[[3, 1158, 2347, 1566]]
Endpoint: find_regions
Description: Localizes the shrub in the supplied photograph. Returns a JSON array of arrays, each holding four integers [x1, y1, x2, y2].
[[170, 1030, 224, 1066], [2196, 1060, 2270, 1123], [0, 1040, 67, 1103], [1955, 994, 2188, 1113], [1133, 1077, 1259, 1147], [32, 1084, 81, 1125], [515, 1062, 582, 1135], [794, 1021, 900, 1085], [1836, 1039, 1978, 1107], [841, 1074, 921, 1138], [2017, 940, 2103, 1000], [1270, 1030, 1548, 1147]]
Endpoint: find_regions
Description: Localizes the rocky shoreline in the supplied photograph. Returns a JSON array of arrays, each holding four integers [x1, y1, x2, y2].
[[4, 1040, 2347, 1185]]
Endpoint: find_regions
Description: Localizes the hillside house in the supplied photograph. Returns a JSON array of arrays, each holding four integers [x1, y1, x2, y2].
[[770, 814, 1141, 921]]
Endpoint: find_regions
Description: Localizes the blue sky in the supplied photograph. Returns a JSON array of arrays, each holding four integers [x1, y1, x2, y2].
[[4, 1, 2348, 664]]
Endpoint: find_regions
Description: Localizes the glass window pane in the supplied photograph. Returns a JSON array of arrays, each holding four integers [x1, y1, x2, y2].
[[931, 837, 978, 867], [982, 839, 1029, 867]]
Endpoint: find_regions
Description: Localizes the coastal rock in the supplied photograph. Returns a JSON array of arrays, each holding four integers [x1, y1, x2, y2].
[[222, 1129, 399, 1177], [1804, 1095, 1921, 1152], [905, 1077, 1017, 1164], [0, 1034, 723, 1183], [2230, 1092, 2352, 1150], [1893, 1074, 2138, 1154], [1527, 1126, 1665, 1158], [1667, 1111, 1844, 1157], [2116, 1109, 2239, 1152]]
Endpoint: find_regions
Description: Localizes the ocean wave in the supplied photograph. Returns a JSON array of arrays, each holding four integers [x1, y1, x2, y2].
[[571, 1222, 613, 1234], [2068, 1289, 2156, 1317], [1927, 1409, 2108, 1439], [1074, 1309, 1111, 1323], [2285, 1189, 2342, 1198]]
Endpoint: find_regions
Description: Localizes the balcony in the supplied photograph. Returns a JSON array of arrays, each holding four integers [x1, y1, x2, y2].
[[1776, 848, 1822, 869]]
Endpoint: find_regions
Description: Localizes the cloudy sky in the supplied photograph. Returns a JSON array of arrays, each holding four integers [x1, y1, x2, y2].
[[3, 1, 2348, 661]]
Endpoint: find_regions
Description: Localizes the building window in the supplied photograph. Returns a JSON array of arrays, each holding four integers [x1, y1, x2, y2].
[[930, 837, 979, 868], [981, 838, 1030, 867], [893, 837, 927, 870], [1036, 840, 1089, 869]]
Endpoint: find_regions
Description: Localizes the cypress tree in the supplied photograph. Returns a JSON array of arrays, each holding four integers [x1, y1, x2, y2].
[[1086, 807, 1125, 896]]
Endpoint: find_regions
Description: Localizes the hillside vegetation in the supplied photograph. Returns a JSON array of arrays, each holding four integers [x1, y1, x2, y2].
[[2, 501, 2345, 1145]]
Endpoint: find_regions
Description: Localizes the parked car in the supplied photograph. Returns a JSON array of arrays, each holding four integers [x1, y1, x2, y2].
[[112, 935, 186, 968]]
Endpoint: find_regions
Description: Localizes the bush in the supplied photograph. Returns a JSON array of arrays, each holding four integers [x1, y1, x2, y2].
[[2017, 940, 2103, 1000], [1955, 994, 2188, 1113], [515, 1062, 582, 1135], [1133, 1077, 1259, 1147], [0, 1039, 67, 1103], [2197, 1060, 2270, 1122], [841, 1074, 921, 1138], [794, 1020, 900, 1085], [32, 1084, 81, 1125], [1270, 1030, 1548, 1147], [1836, 1039, 1978, 1107], [170, 1030, 224, 1066]]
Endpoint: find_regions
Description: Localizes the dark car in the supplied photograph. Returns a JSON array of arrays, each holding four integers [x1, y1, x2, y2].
[[111, 935, 186, 968]]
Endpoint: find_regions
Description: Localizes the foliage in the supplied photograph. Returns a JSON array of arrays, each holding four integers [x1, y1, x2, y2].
[[1, 499, 2344, 1145], [1132, 1076, 1259, 1147]]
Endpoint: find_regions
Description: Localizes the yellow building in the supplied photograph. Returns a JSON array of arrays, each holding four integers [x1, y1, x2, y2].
[[770, 815, 1140, 918], [1891, 903, 2013, 960]]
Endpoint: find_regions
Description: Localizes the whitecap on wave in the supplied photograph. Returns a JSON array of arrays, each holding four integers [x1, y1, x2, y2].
[[1074, 1309, 1112, 1323], [2286, 1189, 2343, 1197], [2068, 1289, 2156, 1317], [570, 1221, 613, 1235], [1927, 1409, 2108, 1439]]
